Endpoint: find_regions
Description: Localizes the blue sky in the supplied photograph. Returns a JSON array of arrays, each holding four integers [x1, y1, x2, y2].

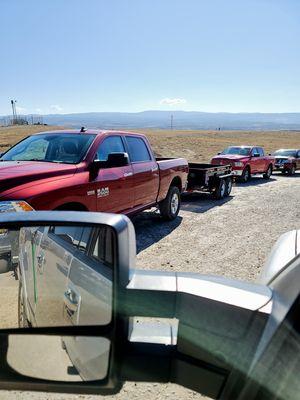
[[1, 0, 300, 115]]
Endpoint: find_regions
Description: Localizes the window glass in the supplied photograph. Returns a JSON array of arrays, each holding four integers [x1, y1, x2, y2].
[[78, 227, 92, 252], [126, 136, 151, 162], [221, 147, 251, 156], [257, 148, 264, 156], [92, 227, 114, 266], [95, 136, 125, 161], [50, 226, 84, 248], [251, 148, 259, 156], [1, 134, 95, 164]]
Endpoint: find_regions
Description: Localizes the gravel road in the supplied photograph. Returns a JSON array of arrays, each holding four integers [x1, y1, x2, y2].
[[0, 173, 299, 400]]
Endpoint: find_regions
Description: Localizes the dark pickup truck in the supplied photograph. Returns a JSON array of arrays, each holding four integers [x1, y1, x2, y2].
[[0, 130, 188, 220]]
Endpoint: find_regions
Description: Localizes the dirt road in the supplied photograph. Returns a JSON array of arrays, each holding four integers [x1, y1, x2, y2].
[[0, 172, 299, 399]]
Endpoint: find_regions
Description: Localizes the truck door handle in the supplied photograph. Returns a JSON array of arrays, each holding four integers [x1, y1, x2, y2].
[[123, 172, 133, 177], [64, 288, 80, 315], [151, 167, 158, 172]]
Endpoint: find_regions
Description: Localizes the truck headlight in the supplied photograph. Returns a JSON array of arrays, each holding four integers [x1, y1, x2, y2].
[[234, 162, 243, 167]]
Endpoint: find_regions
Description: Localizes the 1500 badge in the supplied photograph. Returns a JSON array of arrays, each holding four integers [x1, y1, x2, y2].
[[97, 187, 109, 197]]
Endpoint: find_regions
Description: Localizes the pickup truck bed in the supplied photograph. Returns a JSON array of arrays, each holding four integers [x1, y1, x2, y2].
[[186, 162, 233, 199]]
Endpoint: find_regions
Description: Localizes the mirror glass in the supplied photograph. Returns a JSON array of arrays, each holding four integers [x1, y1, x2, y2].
[[4, 335, 110, 382], [0, 224, 115, 328]]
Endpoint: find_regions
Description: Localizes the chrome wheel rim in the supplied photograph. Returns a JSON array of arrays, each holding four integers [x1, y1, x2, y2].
[[171, 193, 179, 214], [244, 170, 249, 181]]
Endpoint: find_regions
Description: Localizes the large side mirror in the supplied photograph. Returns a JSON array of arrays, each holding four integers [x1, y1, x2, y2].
[[0, 211, 135, 394]]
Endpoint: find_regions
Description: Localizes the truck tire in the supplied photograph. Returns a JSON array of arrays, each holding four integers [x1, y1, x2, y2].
[[224, 177, 233, 197], [288, 165, 296, 176], [18, 281, 30, 328], [159, 186, 181, 221], [241, 166, 251, 183], [213, 178, 226, 200], [263, 164, 273, 179]]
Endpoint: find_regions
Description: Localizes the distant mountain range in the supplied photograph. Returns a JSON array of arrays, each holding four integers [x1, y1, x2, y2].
[[3, 110, 300, 130]]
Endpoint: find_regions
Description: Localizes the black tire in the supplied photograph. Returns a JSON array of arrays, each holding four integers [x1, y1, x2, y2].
[[224, 177, 233, 197], [159, 186, 181, 221], [241, 166, 251, 183], [213, 178, 226, 200], [263, 164, 273, 179], [18, 281, 30, 328], [288, 165, 296, 176]]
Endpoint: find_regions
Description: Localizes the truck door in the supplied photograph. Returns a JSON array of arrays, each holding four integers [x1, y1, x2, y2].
[[257, 147, 267, 172], [34, 226, 84, 327], [250, 147, 261, 173], [296, 150, 300, 169], [125, 136, 160, 207], [63, 226, 113, 327], [92, 135, 134, 213]]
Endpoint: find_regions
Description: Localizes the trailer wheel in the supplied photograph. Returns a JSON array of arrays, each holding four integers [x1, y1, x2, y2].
[[224, 177, 233, 197], [213, 178, 226, 200], [159, 186, 181, 220]]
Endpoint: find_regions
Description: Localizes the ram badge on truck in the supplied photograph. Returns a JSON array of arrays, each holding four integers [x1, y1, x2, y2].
[[0, 130, 188, 220]]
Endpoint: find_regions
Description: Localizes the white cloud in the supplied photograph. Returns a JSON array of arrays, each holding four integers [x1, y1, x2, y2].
[[50, 104, 63, 112], [16, 106, 26, 113], [35, 108, 43, 114], [159, 97, 187, 106]]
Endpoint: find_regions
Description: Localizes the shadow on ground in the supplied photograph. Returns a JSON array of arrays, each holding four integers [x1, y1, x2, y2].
[[132, 211, 183, 253], [235, 176, 276, 187], [181, 193, 233, 213]]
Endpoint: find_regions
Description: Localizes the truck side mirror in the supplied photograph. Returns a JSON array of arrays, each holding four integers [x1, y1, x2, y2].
[[106, 152, 129, 168]]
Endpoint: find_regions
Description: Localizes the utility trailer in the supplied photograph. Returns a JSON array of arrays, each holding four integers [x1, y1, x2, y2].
[[185, 163, 233, 199]]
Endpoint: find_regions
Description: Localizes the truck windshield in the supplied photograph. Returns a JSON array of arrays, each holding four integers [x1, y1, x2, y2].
[[0, 134, 96, 164], [272, 150, 297, 157], [221, 147, 251, 156]]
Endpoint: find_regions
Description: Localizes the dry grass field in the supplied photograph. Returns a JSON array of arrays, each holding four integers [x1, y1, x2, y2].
[[0, 125, 299, 161]]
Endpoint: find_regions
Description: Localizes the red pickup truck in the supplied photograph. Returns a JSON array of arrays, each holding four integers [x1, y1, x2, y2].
[[0, 130, 188, 220], [211, 146, 275, 183]]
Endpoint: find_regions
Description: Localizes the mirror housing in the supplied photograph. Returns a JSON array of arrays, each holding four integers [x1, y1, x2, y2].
[[91, 152, 129, 173]]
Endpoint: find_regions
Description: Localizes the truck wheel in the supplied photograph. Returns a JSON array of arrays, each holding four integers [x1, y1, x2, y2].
[[18, 281, 30, 328], [213, 178, 226, 200], [159, 186, 181, 221], [241, 167, 250, 183], [263, 164, 273, 179], [224, 177, 233, 197], [288, 165, 296, 176]]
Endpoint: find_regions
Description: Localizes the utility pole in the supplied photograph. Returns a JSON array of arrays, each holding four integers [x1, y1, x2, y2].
[[10, 99, 17, 124], [170, 114, 173, 130]]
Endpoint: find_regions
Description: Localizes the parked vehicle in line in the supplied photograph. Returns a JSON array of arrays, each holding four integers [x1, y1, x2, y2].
[[185, 162, 233, 199], [0, 130, 188, 221], [211, 146, 275, 183], [272, 148, 300, 175]]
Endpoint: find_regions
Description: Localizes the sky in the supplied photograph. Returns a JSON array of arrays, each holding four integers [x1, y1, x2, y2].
[[0, 0, 300, 115]]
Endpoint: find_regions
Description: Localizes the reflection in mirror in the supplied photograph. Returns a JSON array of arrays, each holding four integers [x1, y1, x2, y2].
[[6, 335, 110, 382], [0, 224, 114, 328]]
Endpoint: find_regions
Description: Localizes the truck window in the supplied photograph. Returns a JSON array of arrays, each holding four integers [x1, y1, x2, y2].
[[91, 227, 114, 267], [95, 136, 125, 161], [258, 148, 264, 156], [49, 226, 84, 248], [126, 136, 151, 162]]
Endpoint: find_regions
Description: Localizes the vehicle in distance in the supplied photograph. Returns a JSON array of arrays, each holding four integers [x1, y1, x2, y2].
[[0, 130, 188, 220], [272, 148, 300, 175], [211, 146, 275, 183]]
